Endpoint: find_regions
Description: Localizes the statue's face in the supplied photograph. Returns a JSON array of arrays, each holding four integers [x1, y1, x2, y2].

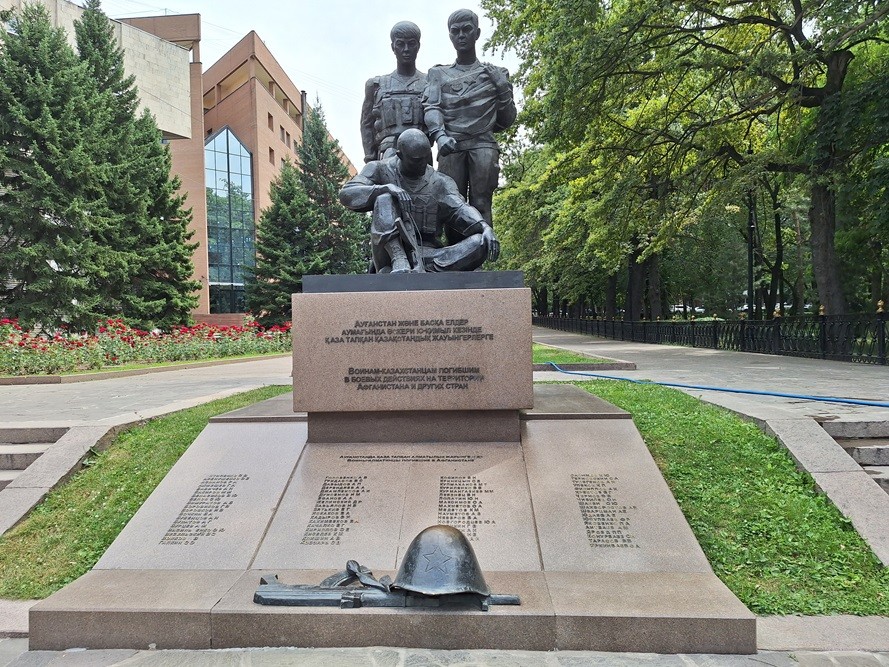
[[398, 145, 430, 179], [448, 20, 479, 54], [391, 37, 420, 66]]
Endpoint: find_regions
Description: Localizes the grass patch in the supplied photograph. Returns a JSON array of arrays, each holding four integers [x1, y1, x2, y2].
[[0, 384, 291, 599], [532, 343, 607, 365], [575, 379, 889, 615]]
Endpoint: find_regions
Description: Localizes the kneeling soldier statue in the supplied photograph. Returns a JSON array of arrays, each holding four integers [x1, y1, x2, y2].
[[339, 128, 500, 274]]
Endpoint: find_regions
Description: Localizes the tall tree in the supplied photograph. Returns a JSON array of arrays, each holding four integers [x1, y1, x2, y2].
[[247, 103, 367, 324], [74, 0, 198, 328], [485, 0, 889, 315], [245, 159, 331, 325], [297, 101, 367, 275], [0, 3, 105, 329]]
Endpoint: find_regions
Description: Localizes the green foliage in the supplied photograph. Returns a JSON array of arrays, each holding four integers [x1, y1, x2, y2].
[[0, 3, 106, 328], [484, 0, 889, 316], [578, 380, 889, 615], [0, 0, 198, 331], [0, 385, 291, 599], [74, 0, 199, 329], [247, 102, 366, 325]]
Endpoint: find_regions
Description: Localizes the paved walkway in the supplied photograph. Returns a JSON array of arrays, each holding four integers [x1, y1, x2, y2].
[[0, 342, 888, 665], [533, 327, 889, 424], [0, 357, 293, 427]]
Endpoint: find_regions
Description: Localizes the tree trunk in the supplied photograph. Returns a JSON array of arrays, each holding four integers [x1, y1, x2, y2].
[[870, 241, 883, 308], [605, 274, 617, 319], [809, 181, 847, 315], [625, 246, 644, 320], [646, 254, 663, 320], [534, 287, 548, 316]]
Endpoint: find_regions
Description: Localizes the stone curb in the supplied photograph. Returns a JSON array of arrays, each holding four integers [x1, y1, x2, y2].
[[0, 354, 291, 386], [0, 385, 265, 538], [531, 361, 636, 371], [764, 418, 889, 567]]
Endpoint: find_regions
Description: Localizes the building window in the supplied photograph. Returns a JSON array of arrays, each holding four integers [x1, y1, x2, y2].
[[204, 127, 255, 314], [280, 126, 285, 143], [285, 131, 291, 149], [267, 113, 274, 131], [269, 147, 275, 164]]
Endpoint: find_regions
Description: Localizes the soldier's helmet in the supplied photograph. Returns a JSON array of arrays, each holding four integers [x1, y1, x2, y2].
[[392, 525, 491, 596]]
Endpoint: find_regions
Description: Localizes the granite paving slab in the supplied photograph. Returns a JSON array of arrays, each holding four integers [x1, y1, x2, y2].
[[95, 422, 306, 570], [522, 419, 712, 573]]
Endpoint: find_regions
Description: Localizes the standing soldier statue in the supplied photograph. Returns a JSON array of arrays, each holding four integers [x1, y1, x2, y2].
[[423, 8, 516, 227], [360, 21, 428, 163]]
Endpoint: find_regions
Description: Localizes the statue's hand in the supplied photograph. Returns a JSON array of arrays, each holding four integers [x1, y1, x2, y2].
[[384, 184, 412, 217], [481, 225, 500, 261], [437, 135, 457, 158], [484, 64, 510, 95]]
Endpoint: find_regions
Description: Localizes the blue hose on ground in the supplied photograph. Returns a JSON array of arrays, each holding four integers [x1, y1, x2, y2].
[[544, 362, 889, 409]]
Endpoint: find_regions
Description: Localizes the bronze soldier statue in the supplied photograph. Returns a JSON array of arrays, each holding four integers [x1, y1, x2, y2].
[[360, 21, 428, 163], [339, 129, 499, 273], [423, 9, 516, 226]]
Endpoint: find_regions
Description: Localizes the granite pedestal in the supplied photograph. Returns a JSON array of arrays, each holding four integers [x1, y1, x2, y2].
[[30, 273, 755, 653]]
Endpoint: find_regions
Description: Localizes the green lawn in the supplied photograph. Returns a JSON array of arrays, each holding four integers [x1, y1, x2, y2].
[[532, 343, 607, 365], [576, 379, 889, 615], [0, 385, 292, 599]]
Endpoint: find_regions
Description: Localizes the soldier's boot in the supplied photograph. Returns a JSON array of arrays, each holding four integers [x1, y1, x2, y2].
[[385, 237, 411, 273]]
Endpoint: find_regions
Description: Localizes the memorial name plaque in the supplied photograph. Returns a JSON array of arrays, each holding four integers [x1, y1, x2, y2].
[[523, 419, 713, 573], [95, 422, 306, 570], [572, 474, 638, 549], [292, 288, 533, 412], [254, 441, 541, 572]]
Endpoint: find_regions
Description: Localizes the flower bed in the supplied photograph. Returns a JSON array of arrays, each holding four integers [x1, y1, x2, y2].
[[0, 318, 292, 376]]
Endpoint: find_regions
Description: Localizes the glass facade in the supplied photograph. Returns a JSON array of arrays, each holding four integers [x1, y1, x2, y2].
[[205, 128, 255, 313]]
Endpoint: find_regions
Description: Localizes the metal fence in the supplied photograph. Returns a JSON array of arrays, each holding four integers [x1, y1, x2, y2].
[[532, 313, 888, 365]]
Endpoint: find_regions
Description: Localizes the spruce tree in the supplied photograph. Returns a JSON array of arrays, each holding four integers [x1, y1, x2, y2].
[[246, 103, 368, 324], [74, 0, 198, 329], [246, 159, 330, 325], [297, 101, 367, 275], [0, 4, 106, 329]]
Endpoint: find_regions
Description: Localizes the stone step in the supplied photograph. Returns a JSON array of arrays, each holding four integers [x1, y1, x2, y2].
[[863, 466, 889, 492], [0, 469, 20, 491], [836, 438, 889, 466], [0, 442, 52, 470]]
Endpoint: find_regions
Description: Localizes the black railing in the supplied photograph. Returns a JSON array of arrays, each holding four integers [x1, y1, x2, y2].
[[533, 313, 888, 365]]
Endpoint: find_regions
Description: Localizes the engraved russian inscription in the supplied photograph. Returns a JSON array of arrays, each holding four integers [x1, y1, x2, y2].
[[572, 473, 638, 548], [438, 475, 495, 542], [342, 366, 485, 392], [301, 476, 369, 546], [160, 473, 248, 546]]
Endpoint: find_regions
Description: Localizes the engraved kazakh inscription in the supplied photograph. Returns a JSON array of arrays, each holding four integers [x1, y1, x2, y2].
[[160, 473, 248, 546], [572, 473, 638, 548]]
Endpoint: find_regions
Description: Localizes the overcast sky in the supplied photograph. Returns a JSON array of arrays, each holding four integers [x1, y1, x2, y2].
[[96, 0, 520, 168]]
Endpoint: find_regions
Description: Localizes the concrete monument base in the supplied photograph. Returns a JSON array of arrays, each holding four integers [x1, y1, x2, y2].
[[29, 385, 755, 653]]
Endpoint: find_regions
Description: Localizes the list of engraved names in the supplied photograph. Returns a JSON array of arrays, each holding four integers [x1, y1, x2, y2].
[[572, 473, 638, 548], [160, 474, 248, 546], [301, 476, 369, 546], [438, 475, 495, 542]]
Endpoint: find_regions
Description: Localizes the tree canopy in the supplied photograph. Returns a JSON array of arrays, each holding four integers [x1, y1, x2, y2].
[[484, 0, 888, 317], [0, 0, 198, 330]]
